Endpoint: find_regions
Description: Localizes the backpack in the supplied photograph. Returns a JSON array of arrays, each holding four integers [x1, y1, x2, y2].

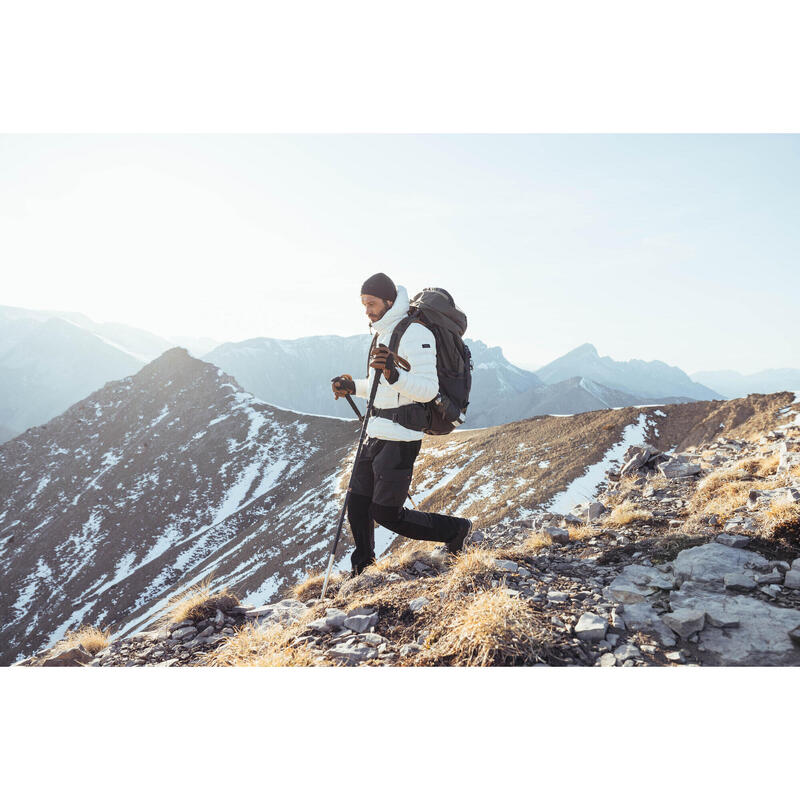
[[387, 287, 473, 435]]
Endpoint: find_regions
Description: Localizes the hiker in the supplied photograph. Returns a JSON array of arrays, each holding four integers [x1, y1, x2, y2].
[[332, 272, 472, 576]]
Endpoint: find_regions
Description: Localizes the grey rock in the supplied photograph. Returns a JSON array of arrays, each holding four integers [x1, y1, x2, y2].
[[399, 643, 422, 658], [724, 572, 756, 591], [715, 533, 750, 548], [605, 577, 656, 604], [324, 608, 348, 629], [662, 608, 706, 638], [546, 591, 569, 604], [658, 458, 701, 479], [359, 632, 388, 646], [619, 563, 675, 591], [199, 625, 215, 638], [170, 626, 198, 641], [665, 651, 684, 662], [41, 645, 92, 667], [344, 612, 379, 633], [305, 618, 331, 633], [327, 641, 378, 665], [673, 543, 769, 585], [588, 502, 608, 521], [784, 570, 800, 589], [247, 598, 307, 627], [755, 570, 783, 585], [408, 596, 430, 613], [214, 609, 226, 626], [574, 612, 608, 642], [706, 609, 740, 628], [669, 580, 800, 665], [544, 527, 570, 544], [597, 653, 617, 667], [614, 643, 642, 662], [619, 602, 677, 646], [494, 559, 520, 572]]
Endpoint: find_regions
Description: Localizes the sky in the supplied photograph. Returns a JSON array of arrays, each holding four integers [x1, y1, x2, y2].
[[1, 134, 798, 374]]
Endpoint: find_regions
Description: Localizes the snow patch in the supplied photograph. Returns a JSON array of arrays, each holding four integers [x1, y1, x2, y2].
[[546, 413, 649, 514]]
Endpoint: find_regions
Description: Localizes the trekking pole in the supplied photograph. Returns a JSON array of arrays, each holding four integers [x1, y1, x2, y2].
[[341, 393, 419, 510], [320, 369, 383, 599]]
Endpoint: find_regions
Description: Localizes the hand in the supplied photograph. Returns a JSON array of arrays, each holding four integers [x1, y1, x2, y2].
[[369, 345, 399, 384], [331, 374, 355, 398]]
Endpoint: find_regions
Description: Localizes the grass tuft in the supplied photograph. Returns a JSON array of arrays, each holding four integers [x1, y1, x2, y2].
[[202, 621, 327, 667], [607, 501, 652, 527], [423, 588, 550, 666], [567, 524, 597, 541], [163, 577, 240, 625], [292, 571, 347, 602], [53, 625, 111, 656]]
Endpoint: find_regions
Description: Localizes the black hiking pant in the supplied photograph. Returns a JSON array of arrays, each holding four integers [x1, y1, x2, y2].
[[347, 436, 467, 574]]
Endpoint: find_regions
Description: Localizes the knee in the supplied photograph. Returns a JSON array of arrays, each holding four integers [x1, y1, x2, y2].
[[370, 502, 403, 526], [348, 492, 371, 522]]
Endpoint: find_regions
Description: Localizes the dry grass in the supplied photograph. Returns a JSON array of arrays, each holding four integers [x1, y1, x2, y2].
[[163, 577, 240, 625], [292, 571, 347, 602], [202, 621, 329, 667], [52, 625, 111, 656], [760, 498, 800, 545], [422, 588, 550, 666], [521, 530, 552, 551], [567, 524, 597, 542], [442, 548, 500, 594], [734, 454, 780, 478], [607, 501, 653, 527]]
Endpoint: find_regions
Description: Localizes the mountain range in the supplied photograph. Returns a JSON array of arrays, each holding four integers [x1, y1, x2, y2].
[[2, 303, 797, 447], [691, 368, 800, 399], [1, 343, 793, 665], [0, 305, 218, 442]]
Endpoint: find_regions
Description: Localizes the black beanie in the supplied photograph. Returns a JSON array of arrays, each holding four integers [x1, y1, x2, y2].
[[360, 272, 397, 302]]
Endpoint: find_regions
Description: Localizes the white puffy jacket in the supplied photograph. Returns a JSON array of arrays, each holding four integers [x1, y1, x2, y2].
[[353, 284, 438, 442]]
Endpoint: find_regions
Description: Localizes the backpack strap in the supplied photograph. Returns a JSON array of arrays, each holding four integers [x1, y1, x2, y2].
[[388, 310, 429, 355]]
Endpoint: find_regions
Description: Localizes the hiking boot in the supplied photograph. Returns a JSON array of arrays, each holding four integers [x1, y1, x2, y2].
[[446, 518, 473, 555]]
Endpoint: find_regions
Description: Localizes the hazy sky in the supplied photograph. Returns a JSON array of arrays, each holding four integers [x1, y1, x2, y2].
[[1, 134, 797, 373]]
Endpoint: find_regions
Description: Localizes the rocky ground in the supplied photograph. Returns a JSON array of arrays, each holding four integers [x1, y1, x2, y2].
[[17, 401, 800, 668]]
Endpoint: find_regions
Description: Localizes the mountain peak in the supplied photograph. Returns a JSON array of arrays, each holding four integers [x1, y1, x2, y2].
[[567, 343, 599, 358]]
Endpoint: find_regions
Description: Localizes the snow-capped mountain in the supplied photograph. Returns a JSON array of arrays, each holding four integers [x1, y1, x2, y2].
[[536, 343, 722, 401], [691, 368, 800, 400], [0, 313, 143, 441], [205, 334, 545, 426], [0, 305, 218, 443], [0, 348, 359, 664]]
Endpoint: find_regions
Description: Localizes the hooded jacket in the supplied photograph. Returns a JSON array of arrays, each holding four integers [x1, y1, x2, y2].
[[353, 284, 438, 442]]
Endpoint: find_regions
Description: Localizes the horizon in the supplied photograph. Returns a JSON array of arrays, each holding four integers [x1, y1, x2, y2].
[[2, 134, 799, 374], [6, 298, 800, 381]]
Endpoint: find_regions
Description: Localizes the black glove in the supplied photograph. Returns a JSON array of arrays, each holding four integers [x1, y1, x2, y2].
[[331, 374, 356, 398], [369, 345, 400, 384]]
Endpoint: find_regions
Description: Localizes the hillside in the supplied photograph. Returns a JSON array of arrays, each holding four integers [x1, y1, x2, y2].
[[0, 348, 360, 664], [6, 375, 799, 665], [18, 390, 800, 668]]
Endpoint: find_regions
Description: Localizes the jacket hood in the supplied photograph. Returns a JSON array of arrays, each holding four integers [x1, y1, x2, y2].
[[369, 284, 410, 337]]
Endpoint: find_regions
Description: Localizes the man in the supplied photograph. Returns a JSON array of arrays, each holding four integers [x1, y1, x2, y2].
[[332, 272, 472, 576]]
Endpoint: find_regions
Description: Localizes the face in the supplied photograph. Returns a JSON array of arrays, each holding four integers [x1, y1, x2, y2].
[[361, 293, 393, 323]]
